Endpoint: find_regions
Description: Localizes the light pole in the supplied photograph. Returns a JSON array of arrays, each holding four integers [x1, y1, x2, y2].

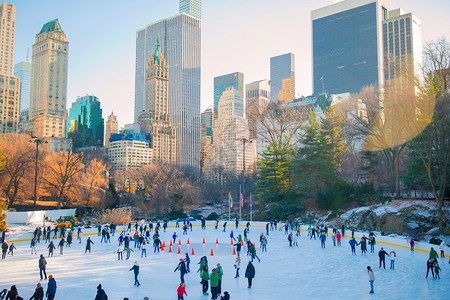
[[236, 137, 252, 220], [29, 138, 47, 205]]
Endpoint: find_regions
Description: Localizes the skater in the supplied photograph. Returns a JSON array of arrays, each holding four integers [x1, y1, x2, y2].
[[5, 285, 18, 300], [410, 239, 415, 251], [389, 250, 396, 269], [378, 248, 389, 269], [185, 253, 191, 273], [234, 256, 241, 278], [426, 258, 435, 278], [367, 266, 375, 294], [46, 275, 57, 300], [439, 241, 446, 258], [94, 284, 108, 300], [8, 243, 16, 256], [230, 231, 236, 241], [172, 232, 178, 244], [85, 237, 94, 253], [359, 235, 368, 255], [29, 283, 44, 300], [210, 269, 219, 300], [174, 258, 187, 283], [31, 238, 37, 255], [47, 241, 56, 257], [288, 232, 293, 247], [369, 236, 376, 253], [201, 217, 206, 230], [201, 266, 209, 296], [220, 291, 230, 300], [248, 243, 260, 262], [58, 238, 65, 255], [141, 241, 147, 257], [429, 247, 438, 260], [433, 261, 441, 279], [177, 282, 187, 300], [332, 232, 336, 246], [319, 232, 326, 248], [245, 261, 255, 288], [216, 263, 223, 294], [261, 235, 268, 252], [1, 241, 7, 260], [153, 235, 161, 253], [337, 231, 342, 246], [349, 237, 358, 255], [129, 261, 141, 286], [39, 254, 47, 280], [117, 245, 124, 260], [235, 218, 239, 229], [124, 246, 134, 260], [97, 224, 102, 236], [341, 225, 345, 237], [266, 223, 269, 235], [215, 219, 219, 229]]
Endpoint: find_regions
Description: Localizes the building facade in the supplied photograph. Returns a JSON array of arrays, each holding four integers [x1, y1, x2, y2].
[[200, 106, 213, 171], [245, 79, 270, 140], [179, 0, 201, 19], [138, 40, 176, 164], [270, 53, 295, 103], [14, 61, 31, 112], [0, 1, 15, 75], [108, 131, 152, 170], [29, 19, 69, 138], [213, 72, 244, 119], [312, 0, 390, 95], [105, 111, 118, 148], [66, 95, 104, 149], [135, 4, 201, 171]]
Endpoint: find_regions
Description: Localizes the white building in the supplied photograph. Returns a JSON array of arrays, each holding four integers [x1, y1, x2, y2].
[[108, 132, 152, 170]]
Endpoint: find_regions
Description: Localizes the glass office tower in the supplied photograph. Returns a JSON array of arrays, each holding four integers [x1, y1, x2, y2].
[[270, 53, 295, 103], [14, 61, 32, 112], [213, 72, 244, 119]]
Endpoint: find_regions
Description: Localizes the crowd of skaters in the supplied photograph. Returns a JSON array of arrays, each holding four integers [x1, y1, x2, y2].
[[1, 217, 449, 298]]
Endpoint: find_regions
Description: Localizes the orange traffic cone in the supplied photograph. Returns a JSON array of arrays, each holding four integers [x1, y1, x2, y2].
[[253, 243, 256, 249], [233, 247, 236, 255], [241, 241, 244, 246], [210, 248, 214, 256], [191, 248, 195, 255], [202, 238, 205, 244], [177, 246, 181, 254], [178, 239, 181, 246], [162, 241, 166, 248], [187, 238, 190, 245], [216, 238, 219, 244], [169, 245, 172, 253], [170, 240, 173, 247], [230, 238, 234, 245]]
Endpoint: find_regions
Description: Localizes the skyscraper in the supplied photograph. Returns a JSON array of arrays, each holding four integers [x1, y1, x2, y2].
[[179, 0, 201, 19], [105, 111, 118, 148], [312, 0, 390, 95], [246, 79, 270, 140], [0, 2, 19, 133], [29, 19, 69, 138], [213, 72, 244, 119], [270, 53, 295, 103], [135, 2, 201, 171], [14, 61, 31, 112], [66, 95, 104, 148], [138, 40, 176, 164], [0, 1, 16, 74]]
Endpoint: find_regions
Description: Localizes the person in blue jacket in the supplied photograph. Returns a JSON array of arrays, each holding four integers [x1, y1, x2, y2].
[[349, 238, 358, 255], [46, 275, 57, 300], [320, 233, 327, 248]]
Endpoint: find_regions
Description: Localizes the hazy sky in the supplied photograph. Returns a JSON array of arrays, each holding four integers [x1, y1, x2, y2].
[[10, 0, 450, 127]]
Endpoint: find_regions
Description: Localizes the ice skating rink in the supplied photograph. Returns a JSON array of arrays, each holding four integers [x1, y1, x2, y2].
[[1, 222, 449, 300]]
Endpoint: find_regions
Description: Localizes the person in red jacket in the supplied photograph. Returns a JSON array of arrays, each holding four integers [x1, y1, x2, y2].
[[177, 282, 187, 300], [336, 231, 342, 246]]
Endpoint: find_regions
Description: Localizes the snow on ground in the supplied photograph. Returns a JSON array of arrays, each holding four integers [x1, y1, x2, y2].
[[1, 221, 449, 300]]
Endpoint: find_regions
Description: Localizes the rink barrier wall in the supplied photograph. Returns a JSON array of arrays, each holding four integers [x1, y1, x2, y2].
[[4, 209, 76, 225], [4, 221, 449, 258]]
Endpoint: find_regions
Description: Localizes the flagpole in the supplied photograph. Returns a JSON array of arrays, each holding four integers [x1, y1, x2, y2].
[[228, 192, 231, 221], [321, 75, 325, 95], [250, 192, 253, 222], [239, 185, 242, 221]]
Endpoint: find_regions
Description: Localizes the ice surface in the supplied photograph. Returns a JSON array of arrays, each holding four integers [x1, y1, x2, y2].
[[1, 221, 449, 300]]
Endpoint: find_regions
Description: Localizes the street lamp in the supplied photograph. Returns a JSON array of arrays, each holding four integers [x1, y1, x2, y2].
[[29, 138, 47, 206], [236, 137, 252, 220]]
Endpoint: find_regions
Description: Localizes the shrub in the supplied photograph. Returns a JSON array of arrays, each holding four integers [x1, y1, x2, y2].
[[206, 212, 219, 220], [443, 227, 450, 236], [169, 210, 187, 220], [95, 208, 132, 225], [266, 201, 304, 220], [429, 237, 442, 245]]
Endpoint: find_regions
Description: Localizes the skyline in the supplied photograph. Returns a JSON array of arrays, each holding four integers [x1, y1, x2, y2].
[[9, 0, 450, 128]]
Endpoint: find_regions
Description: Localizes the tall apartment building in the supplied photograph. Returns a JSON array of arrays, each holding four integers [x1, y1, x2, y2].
[[14, 61, 31, 112], [108, 131, 152, 170], [0, 2, 19, 133], [270, 53, 295, 103], [29, 19, 69, 138], [245, 79, 270, 140], [213, 72, 244, 119], [135, 1, 201, 171], [312, 0, 390, 95], [66, 95, 104, 148], [204, 88, 253, 176], [105, 111, 118, 148], [138, 40, 176, 164]]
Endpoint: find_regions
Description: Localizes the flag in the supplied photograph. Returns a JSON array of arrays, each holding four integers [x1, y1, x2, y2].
[[240, 191, 244, 209], [249, 193, 253, 214], [320, 75, 323, 81], [229, 192, 233, 208]]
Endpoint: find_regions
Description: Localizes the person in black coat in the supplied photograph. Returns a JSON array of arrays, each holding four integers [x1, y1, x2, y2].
[[5, 285, 18, 300], [378, 248, 389, 269], [244, 261, 255, 288], [174, 258, 187, 283], [425, 258, 435, 278], [39, 254, 47, 280], [29, 283, 44, 300], [185, 253, 191, 273], [129, 262, 141, 286], [94, 284, 108, 300]]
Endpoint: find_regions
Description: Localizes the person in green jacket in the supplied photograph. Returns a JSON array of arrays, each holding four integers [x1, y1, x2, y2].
[[216, 263, 223, 295], [429, 247, 438, 260], [201, 266, 209, 296], [210, 268, 219, 299]]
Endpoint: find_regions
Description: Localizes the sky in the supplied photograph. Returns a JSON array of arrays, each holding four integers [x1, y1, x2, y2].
[[10, 0, 450, 127]]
